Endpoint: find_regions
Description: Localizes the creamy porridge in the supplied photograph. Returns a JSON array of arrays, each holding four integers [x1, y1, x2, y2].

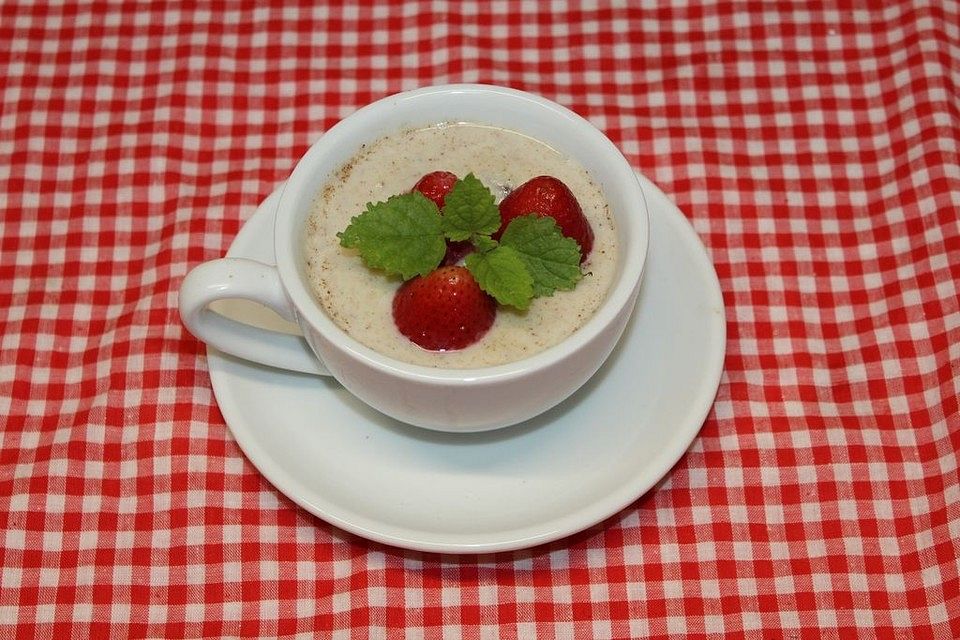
[[304, 123, 618, 368]]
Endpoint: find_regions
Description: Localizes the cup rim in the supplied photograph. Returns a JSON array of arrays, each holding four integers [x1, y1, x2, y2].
[[275, 83, 649, 383]]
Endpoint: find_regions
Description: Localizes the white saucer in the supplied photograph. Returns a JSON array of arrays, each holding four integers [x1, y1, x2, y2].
[[207, 177, 725, 554]]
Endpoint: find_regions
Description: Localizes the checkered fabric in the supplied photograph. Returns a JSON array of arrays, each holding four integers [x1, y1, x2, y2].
[[1, 1, 958, 637]]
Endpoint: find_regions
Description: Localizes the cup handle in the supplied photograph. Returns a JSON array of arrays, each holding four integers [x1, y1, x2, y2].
[[179, 258, 330, 376]]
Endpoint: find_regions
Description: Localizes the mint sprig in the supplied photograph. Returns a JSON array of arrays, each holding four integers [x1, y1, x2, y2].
[[465, 245, 534, 310], [338, 192, 446, 280], [440, 173, 501, 241], [337, 176, 584, 309], [499, 214, 583, 297]]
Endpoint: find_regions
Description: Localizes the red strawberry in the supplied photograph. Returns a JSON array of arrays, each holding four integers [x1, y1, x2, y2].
[[412, 170, 474, 265], [497, 175, 594, 262], [412, 170, 458, 209], [393, 266, 496, 351]]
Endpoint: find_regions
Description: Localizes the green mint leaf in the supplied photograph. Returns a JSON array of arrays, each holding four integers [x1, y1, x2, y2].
[[499, 214, 583, 297], [441, 173, 501, 242], [473, 235, 498, 254], [465, 245, 534, 310], [338, 220, 362, 248], [337, 192, 446, 280]]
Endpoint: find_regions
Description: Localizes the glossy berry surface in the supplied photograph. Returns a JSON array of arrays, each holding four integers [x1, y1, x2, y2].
[[497, 175, 594, 261], [412, 171, 458, 209], [392, 266, 496, 351]]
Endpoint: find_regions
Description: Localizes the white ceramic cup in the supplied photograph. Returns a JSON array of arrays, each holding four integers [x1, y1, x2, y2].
[[179, 84, 649, 432]]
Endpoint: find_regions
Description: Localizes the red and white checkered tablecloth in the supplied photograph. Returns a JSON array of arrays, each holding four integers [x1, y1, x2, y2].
[[2, 1, 958, 637]]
